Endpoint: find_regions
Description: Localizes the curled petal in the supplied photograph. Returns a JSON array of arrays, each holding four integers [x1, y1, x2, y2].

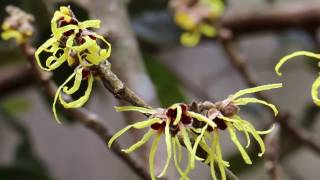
[[226, 122, 252, 164], [122, 129, 155, 153], [94, 34, 112, 59], [149, 134, 161, 180], [108, 118, 162, 148], [45, 51, 67, 70], [114, 106, 157, 114], [257, 124, 275, 135], [232, 83, 283, 99], [35, 37, 57, 71], [53, 70, 77, 124], [311, 75, 320, 106], [158, 120, 172, 177], [63, 67, 83, 94], [173, 104, 182, 125], [234, 97, 278, 116], [73, 36, 96, 52], [59, 72, 94, 108], [275, 51, 320, 76]]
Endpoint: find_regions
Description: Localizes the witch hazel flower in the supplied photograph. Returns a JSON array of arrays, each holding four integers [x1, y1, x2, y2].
[[275, 51, 320, 106], [108, 104, 217, 180], [34, 6, 111, 123], [1, 5, 34, 44], [170, 0, 224, 47], [191, 83, 282, 180]]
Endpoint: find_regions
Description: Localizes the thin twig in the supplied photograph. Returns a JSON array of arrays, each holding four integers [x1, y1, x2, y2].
[[279, 115, 320, 155], [0, 64, 33, 96], [221, 2, 320, 36], [265, 123, 283, 180], [19, 43, 151, 180]]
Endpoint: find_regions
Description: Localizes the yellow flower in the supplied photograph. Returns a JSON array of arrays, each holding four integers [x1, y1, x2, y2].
[[191, 83, 281, 180], [108, 104, 217, 180], [275, 51, 320, 106], [1, 6, 34, 44], [35, 6, 111, 123], [170, 0, 224, 47]]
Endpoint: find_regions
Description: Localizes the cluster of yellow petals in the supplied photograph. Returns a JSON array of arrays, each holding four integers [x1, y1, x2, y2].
[[35, 6, 111, 123], [1, 5, 34, 44], [109, 83, 282, 180], [171, 0, 224, 47]]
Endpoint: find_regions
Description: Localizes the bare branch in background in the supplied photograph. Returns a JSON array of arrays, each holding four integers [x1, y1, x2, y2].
[[222, 2, 320, 35], [265, 123, 283, 180], [0, 64, 33, 95]]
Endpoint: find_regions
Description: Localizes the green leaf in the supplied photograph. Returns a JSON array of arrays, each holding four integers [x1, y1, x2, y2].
[[1, 97, 30, 115]]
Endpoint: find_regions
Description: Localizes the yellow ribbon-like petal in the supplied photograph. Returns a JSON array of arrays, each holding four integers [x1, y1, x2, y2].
[[190, 124, 208, 169], [234, 97, 278, 116], [149, 134, 161, 180], [52, 70, 77, 124], [62, 68, 83, 95], [108, 118, 162, 148], [79, 20, 101, 29], [311, 75, 320, 106], [275, 51, 320, 76], [232, 83, 283, 99], [213, 130, 226, 180], [59, 72, 93, 108], [35, 37, 57, 71], [114, 106, 157, 114], [173, 104, 182, 125], [158, 120, 172, 177], [226, 122, 252, 164], [122, 129, 155, 153], [173, 137, 190, 180]]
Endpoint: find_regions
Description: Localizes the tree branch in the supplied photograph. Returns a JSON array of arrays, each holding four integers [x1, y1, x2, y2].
[[0, 64, 33, 96], [19, 43, 151, 180], [222, 2, 320, 35]]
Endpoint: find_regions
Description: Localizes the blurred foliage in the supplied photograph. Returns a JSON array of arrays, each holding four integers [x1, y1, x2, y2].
[[0, 108, 53, 180], [143, 54, 187, 107], [128, 0, 169, 16], [1, 97, 30, 115]]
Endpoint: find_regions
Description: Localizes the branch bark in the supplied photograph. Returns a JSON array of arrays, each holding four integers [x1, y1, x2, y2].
[[221, 2, 320, 36], [0, 64, 33, 96], [19, 43, 151, 180]]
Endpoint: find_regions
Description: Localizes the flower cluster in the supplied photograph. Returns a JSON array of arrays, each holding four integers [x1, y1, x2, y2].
[[275, 51, 320, 106], [170, 0, 224, 47], [35, 6, 111, 123], [109, 83, 282, 180], [1, 5, 34, 44]]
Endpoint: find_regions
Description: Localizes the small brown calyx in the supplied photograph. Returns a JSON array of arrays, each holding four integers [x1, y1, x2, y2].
[[215, 100, 239, 117], [151, 121, 166, 131]]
